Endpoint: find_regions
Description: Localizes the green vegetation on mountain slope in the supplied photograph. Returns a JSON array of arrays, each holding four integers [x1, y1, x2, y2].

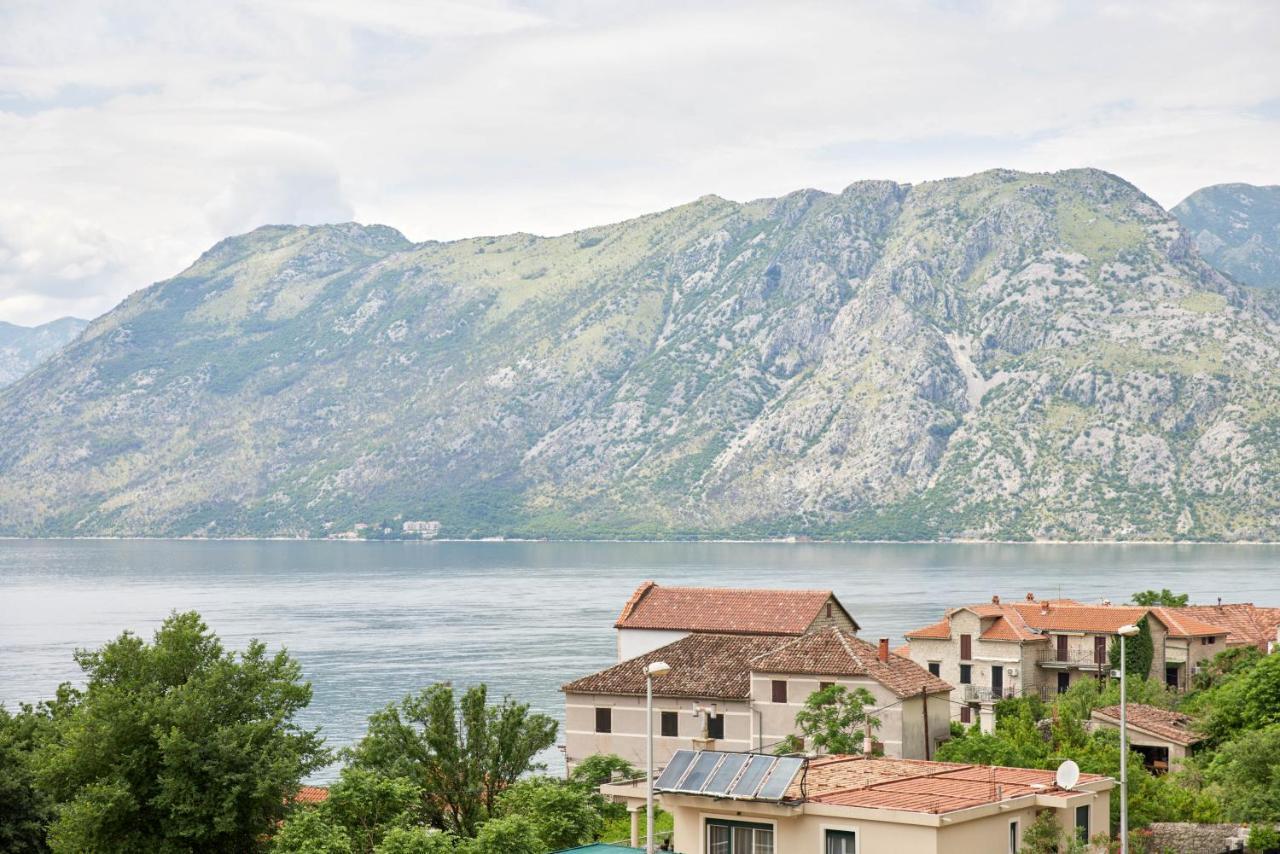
[[2, 168, 1279, 540]]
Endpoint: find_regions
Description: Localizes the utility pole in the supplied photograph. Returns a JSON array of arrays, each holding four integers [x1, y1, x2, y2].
[[921, 687, 931, 760]]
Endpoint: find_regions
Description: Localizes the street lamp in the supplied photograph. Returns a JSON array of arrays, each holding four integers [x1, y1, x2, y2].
[[646, 660, 671, 854], [1116, 623, 1140, 854]]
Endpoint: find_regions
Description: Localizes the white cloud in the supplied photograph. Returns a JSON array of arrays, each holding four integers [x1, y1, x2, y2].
[[1, 0, 1278, 325]]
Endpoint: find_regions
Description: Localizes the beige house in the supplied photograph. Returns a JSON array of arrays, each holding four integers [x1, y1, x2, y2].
[[613, 582, 858, 662], [901, 594, 1232, 729], [1089, 703, 1203, 774], [602, 750, 1114, 853], [562, 627, 952, 771]]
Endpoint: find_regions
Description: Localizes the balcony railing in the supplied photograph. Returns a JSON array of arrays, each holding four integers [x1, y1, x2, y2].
[[962, 684, 1017, 703], [1040, 652, 1108, 671]]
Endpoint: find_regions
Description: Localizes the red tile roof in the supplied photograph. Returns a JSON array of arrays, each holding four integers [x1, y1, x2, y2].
[[562, 632, 793, 699], [1167, 604, 1280, 650], [903, 596, 1259, 645], [1092, 704, 1203, 747], [750, 627, 952, 698], [615, 581, 857, 634], [290, 786, 329, 805], [791, 755, 1109, 814]]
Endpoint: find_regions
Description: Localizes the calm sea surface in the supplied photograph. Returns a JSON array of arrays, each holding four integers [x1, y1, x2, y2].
[[2, 539, 1277, 781]]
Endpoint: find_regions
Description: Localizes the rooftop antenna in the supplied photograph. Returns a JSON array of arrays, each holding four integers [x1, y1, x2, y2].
[[1055, 759, 1081, 791]]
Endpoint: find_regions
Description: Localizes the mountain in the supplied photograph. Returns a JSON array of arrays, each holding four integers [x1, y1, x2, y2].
[[0, 316, 89, 387], [1172, 183, 1280, 289], [2, 168, 1279, 541]]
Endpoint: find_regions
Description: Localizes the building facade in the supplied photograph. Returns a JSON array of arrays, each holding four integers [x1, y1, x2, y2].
[[601, 751, 1114, 854], [901, 594, 1231, 729], [562, 628, 952, 771]]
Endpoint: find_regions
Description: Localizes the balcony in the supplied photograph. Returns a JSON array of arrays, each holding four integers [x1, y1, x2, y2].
[[962, 684, 1016, 703], [1039, 652, 1108, 672]]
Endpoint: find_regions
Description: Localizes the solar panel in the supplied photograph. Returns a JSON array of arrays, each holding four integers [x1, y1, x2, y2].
[[678, 751, 724, 792], [729, 754, 775, 798], [654, 750, 697, 791], [755, 756, 804, 800], [703, 752, 749, 796]]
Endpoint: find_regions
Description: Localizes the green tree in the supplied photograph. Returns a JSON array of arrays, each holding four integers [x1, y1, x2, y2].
[[1205, 724, 1280, 822], [1131, 589, 1189, 607], [497, 778, 602, 851], [324, 768, 422, 852], [271, 808, 354, 854], [0, 696, 66, 853], [460, 815, 540, 854], [1108, 615, 1154, 679], [346, 683, 557, 838], [787, 685, 880, 755], [35, 611, 328, 853], [374, 827, 456, 854], [1020, 809, 1064, 854], [567, 753, 637, 821], [1247, 824, 1280, 853]]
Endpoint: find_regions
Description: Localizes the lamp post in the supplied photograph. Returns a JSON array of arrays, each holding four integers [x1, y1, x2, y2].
[[1116, 623, 1140, 854], [645, 660, 671, 854]]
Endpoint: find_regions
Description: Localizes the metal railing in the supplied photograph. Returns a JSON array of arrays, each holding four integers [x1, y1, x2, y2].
[[962, 684, 1017, 703]]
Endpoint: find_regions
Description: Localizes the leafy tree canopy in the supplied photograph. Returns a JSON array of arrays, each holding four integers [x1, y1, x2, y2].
[[1131, 589, 1190, 607], [34, 611, 328, 854], [1108, 614, 1154, 679], [496, 778, 602, 851], [1205, 724, 1280, 823], [781, 685, 880, 755], [345, 683, 557, 838]]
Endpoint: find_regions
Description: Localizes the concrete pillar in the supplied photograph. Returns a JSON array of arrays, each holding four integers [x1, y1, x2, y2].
[[979, 704, 996, 734], [629, 806, 640, 849]]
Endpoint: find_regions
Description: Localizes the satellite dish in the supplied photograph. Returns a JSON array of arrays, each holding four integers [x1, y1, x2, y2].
[[1055, 759, 1080, 791]]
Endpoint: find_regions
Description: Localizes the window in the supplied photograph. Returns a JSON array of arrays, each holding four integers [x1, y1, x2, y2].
[[819, 681, 835, 692], [1075, 804, 1090, 840], [1009, 820, 1019, 853], [707, 713, 725, 740], [960, 633, 972, 660], [991, 665, 1004, 696], [959, 664, 972, 685], [661, 710, 678, 737], [1095, 635, 1107, 664], [1057, 634, 1069, 661], [771, 680, 788, 703], [928, 662, 941, 677], [960, 705, 971, 724], [595, 707, 611, 734], [1202, 636, 1217, 646], [826, 603, 833, 618], [1057, 672, 1070, 694], [826, 829, 858, 854], [708, 819, 773, 854]]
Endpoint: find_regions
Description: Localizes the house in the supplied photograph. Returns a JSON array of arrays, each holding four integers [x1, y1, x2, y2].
[[900, 594, 1233, 729], [1089, 704, 1204, 774], [601, 749, 1114, 854], [613, 581, 858, 662], [1168, 602, 1280, 653], [561, 627, 952, 771]]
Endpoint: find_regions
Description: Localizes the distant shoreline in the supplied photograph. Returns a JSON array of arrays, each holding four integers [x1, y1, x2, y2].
[[2, 535, 1279, 546]]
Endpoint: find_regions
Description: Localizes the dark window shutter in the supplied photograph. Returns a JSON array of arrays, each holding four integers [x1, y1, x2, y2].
[[708, 713, 725, 740], [595, 707, 612, 733], [960, 634, 972, 660], [661, 710, 678, 737], [771, 680, 788, 703]]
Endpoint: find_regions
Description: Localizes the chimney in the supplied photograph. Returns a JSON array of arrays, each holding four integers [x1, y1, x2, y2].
[[992, 595, 1000, 605], [1041, 602, 1051, 615], [1026, 592, 1036, 602], [1217, 597, 1223, 611], [878, 637, 889, 663], [1102, 598, 1112, 606]]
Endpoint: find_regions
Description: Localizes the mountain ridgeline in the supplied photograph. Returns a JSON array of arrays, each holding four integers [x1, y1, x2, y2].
[[2, 168, 1279, 541], [1172, 183, 1280, 290], [0, 316, 88, 387]]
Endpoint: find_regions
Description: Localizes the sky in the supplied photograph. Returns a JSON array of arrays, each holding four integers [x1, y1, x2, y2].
[[2, 0, 1279, 326]]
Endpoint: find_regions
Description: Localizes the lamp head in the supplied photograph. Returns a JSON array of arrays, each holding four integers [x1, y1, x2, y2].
[[647, 661, 671, 678], [1117, 624, 1140, 637]]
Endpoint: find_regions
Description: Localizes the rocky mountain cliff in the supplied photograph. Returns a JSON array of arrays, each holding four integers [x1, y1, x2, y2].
[[2, 169, 1278, 541], [0, 317, 88, 387], [1173, 183, 1280, 290]]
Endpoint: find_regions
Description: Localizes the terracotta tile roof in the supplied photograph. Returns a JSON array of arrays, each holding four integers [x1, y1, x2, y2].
[[979, 612, 1044, 642], [1092, 704, 1203, 747], [904, 619, 951, 640], [562, 633, 793, 699], [792, 755, 1108, 814], [1150, 607, 1230, 639], [614, 581, 857, 634], [750, 627, 952, 698], [1008, 602, 1149, 633], [1168, 604, 1280, 650], [290, 786, 329, 805]]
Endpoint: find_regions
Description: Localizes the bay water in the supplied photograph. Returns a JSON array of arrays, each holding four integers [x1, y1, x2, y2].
[[2, 539, 1277, 781]]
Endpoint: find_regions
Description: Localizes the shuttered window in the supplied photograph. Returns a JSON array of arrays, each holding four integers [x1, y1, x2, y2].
[[771, 680, 787, 703], [595, 707, 611, 733]]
